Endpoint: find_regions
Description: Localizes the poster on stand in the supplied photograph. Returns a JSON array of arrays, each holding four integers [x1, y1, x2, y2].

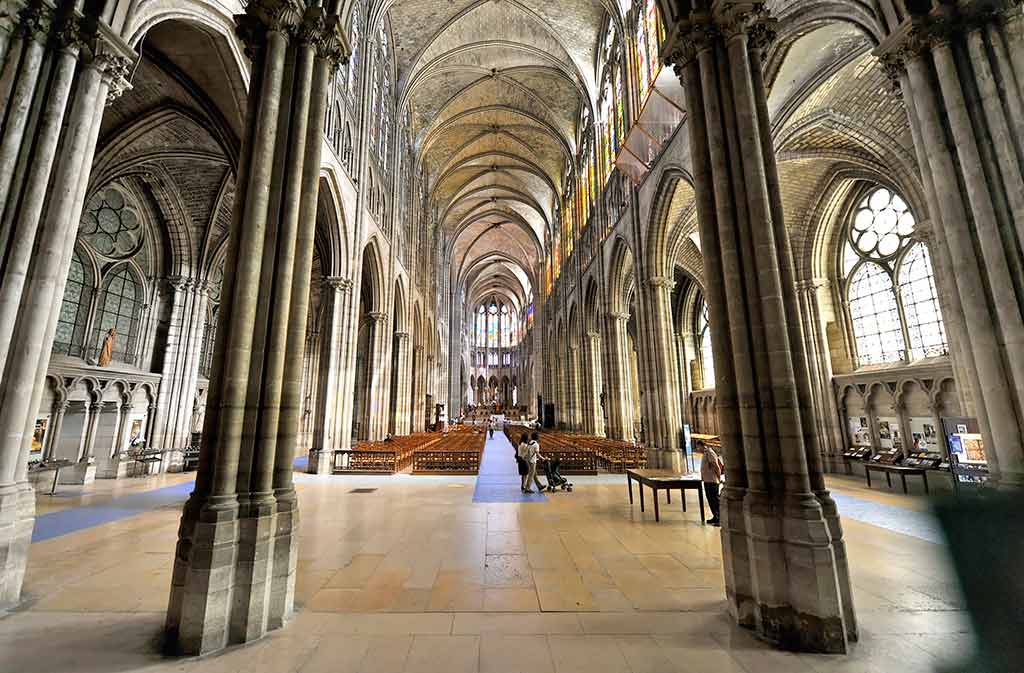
[[942, 417, 986, 465], [908, 417, 939, 452], [876, 416, 903, 451], [31, 417, 49, 459], [847, 416, 870, 447]]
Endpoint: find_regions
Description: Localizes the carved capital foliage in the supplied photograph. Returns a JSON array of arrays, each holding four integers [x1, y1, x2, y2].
[[53, 11, 85, 50], [15, 2, 51, 42], [235, 0, 304, 58], [646, 275, 675, 291], [323, 276, 352, 292]]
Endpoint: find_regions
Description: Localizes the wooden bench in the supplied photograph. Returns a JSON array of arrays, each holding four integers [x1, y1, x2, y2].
[[626, 468, 706, 523], [864, 463, 930, 494]]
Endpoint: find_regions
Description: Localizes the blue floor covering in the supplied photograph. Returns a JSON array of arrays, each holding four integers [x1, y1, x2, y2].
[[472, 432, 547, 503], [30, 450, 946, 545], [32, 480, 195, 543]]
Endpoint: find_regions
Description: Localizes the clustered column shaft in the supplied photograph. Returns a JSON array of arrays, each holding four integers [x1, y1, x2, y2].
[[0, 0, 133, 608], [662, 0, 855, 652], [876, 0, 1024, 487], [164, 0, 347, 655]]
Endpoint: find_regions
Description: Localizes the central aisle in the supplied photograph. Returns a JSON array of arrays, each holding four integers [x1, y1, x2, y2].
[[472, 429, 547, 503]]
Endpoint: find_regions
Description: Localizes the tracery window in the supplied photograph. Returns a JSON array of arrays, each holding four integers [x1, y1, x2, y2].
[[697, 301, 714, 388], [54, 184, 153, 365], [54, 250, 93, 357], [347, 0, 363, 96], [843, 186, 947, 366], [634, 0, 663, 105]]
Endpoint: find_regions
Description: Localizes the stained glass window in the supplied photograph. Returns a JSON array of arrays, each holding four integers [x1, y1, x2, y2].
[[95, 264, 140, 364], [476, 306, 486, 347], [844, 185, 947, 366], [348, 1, 362, 95], [487, 303, 498, 349], [500, 305, 510, 347], [54, 250, 92, 357], [848, 262, 903, 365], [635, 0, 663, 105], [698, 301, 715, 388], [900, 243, 948, 359]]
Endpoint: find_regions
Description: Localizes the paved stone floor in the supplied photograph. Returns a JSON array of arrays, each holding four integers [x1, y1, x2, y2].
[[1, 441, 974, 672]]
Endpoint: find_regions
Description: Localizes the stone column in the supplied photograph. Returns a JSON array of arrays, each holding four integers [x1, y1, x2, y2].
[[0, 5, 133, 608], [309, 276, 352, 474], [675, 331, 692, 427], [602, 312, 633, 440], [661, 1, 855, 651], [412, 344, 426, 432], [392, 331, 412, 435], [639, 276, 683, 470], [875, 1, 1024, 487], [42, 400, 68, 462], [583, 330, 605, 436], [796, 278, 845, 470], [164, 0, 347, 655], [363, 311, 390, 440], [97, 401, 133, 479]]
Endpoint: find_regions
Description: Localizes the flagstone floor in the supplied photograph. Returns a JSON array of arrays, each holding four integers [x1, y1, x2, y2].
[[0, 442, 973, 673]]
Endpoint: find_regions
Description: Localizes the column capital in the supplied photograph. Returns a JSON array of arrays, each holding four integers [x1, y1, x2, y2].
[[14, 3, 53, 43], [95, 52, 136, 105], [645, 275, 675, 291], [395, 331, 410, 341], [587, 330, 601, 340], [794, 277, 831, 293], [323, 276, 352, 292], [367, 311, 388, 324], [608, 310, 630, 322], [661, 3, 776, 69]]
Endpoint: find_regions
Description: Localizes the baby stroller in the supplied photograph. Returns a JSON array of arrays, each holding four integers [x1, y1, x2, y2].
[[542, 457, 572, 492]]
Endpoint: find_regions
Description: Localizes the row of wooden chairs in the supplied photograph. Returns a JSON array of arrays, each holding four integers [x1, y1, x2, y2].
[[411, 431, 485, 474], [332, 432, 443, 474], [505, 429, 647, 473]]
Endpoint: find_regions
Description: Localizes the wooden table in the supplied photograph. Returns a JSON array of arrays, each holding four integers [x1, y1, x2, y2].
[[864, 463, 930, 494], [626, 468, 705, 523]]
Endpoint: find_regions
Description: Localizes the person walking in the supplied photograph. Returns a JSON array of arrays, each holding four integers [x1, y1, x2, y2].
[[488, 420, 495, 439], [525, 432, 546, 494], [701, 445, 724, 526], [516, 432, 531, 492]]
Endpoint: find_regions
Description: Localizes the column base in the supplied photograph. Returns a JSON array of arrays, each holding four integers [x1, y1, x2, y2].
[[164, 493, 298, 656], [268, 490, 299, 630], [58, 461, 96, 485], [308, 449, 333, 475], [0, 483, 35, 608], [95, 456, 128, 479], [741, 490, 853, 654], [164, 450, 185, 473], [645, 447, 683, 472]]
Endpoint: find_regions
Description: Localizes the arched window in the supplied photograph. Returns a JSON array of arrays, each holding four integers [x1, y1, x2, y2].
[[56, 183, 153, 364], [54, 250, 93, 357], [476, 305, 486, 347], [843, 186, 947, 366], [95, 264, 141, 364], [634, 0, 664, 105], [697, 301, 714, 388], [347, 0, 363, 96]]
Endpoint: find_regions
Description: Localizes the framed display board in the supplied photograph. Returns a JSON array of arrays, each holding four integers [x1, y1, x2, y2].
[[909, 416, 940, 453], [876, 416, 903, 451], [31, 416, 49, 460], [847, 416, 871, 447]]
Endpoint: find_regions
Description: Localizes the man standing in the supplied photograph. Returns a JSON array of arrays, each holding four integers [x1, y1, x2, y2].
[[700, 445, 724, 526]]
